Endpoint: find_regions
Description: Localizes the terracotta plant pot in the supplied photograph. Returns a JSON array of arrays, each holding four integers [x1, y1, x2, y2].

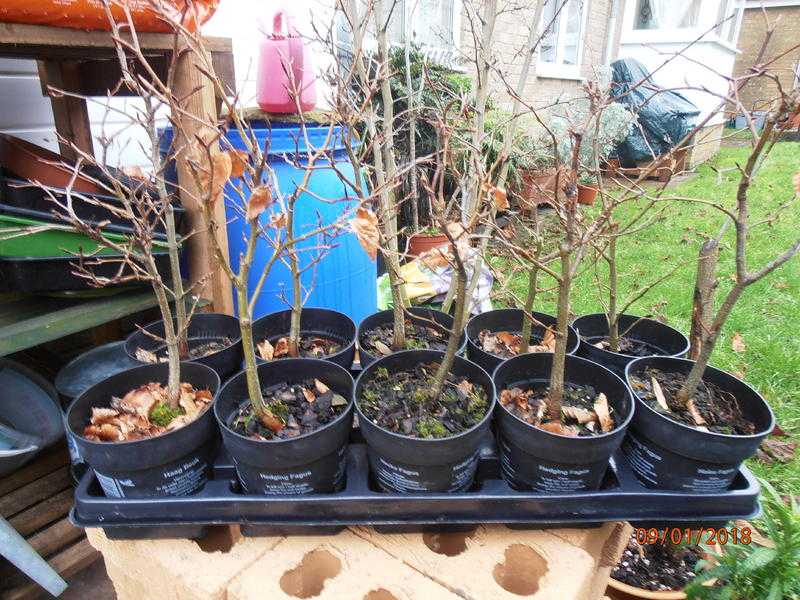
[[517, 168, 559, 209], [606, 544, 720, 600], [577, 183, 598, 205], [408, 232, 450, 257], [0, 134, 103, 194]]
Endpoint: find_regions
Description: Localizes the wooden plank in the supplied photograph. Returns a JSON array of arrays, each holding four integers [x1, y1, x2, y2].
[[37, 60, 94, 161], [0, 22, 231, 59], [1, 538, 99, 600], [172, 36, 234, 315], [0, 289, 160, 356], [25, 518, 84, 559], [0, 467, 72, 519], [8, 489, 73, 537], [0, 446, 68, 497]]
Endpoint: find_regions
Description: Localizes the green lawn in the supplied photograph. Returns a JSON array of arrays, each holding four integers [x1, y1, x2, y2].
[[500, 140, 800, 495]]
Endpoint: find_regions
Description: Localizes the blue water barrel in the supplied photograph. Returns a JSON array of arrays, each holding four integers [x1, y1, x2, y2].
[[159, 122, 376, 324]]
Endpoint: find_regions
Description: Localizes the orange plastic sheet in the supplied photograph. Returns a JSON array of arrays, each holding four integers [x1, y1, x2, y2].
[[0, 0, 219, 33]]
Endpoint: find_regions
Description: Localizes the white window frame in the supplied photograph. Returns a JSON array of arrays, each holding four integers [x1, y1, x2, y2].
[[537, 0, 590, 81], [621, 0, 745, 49]]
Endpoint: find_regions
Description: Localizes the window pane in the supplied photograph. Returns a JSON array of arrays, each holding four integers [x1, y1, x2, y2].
[[412, 0, 455, 48], [562, 0, 583, 65], [540, 0, 563, 63], [634, 0, 700, 29]]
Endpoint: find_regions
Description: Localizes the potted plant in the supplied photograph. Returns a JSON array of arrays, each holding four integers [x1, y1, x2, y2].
[[608, 531, 720, 599], [349, 0, 502, 493], [574, 219, 689, 377], [577, 172, 599, 205], [56, 18, 222, 498], [622, 100, 798, 492], [490, 86, 638, 492]]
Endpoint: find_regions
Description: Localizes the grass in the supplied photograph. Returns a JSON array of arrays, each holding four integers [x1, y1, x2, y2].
[[499, 140, 800, 495]]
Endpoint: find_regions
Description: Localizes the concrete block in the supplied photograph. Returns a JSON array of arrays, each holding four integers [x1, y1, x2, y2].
[[228, 529, 459, 600], [86, 526, 282, 600], [352, 524, 598, 600]]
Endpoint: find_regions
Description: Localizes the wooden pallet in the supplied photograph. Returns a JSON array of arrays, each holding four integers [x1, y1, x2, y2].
[[0, 444, 98, 600]]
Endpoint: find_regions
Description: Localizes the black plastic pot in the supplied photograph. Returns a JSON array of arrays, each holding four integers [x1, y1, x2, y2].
[[125, 313, 243, 380], [214, 359, 354, 495], [493, 353, 634, 493], [65, 362, 220, 498], [624, 356, 774, 492], [466, 309, 579, 375], [357, 307, 466, 368], [252, 308, 356, 370], [355, 350, 496, 493], [573, 313, 690, 377]]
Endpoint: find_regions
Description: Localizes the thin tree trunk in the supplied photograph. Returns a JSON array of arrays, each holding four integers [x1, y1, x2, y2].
[[519, 266, 538, 350], [287, 202, 302, 357], [677, 284, 744, 405], [430, 263, 467, 400], [238, 284, 266, 415], [607, 226, 620, 352], [148, 259, 180, 406], [688, 237, 720, 360], [165, 204, 189, 357], [404, 28, 419, 232], [547, 245, 572, 418]]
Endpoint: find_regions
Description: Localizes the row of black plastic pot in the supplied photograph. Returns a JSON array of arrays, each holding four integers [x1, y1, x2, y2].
[[65, 306, 774, 499]]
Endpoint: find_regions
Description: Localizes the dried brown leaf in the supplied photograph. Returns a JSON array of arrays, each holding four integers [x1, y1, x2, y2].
[[562, 405, 596, 424], [351, 207, 380, 260], [302, 387, 316, 403], [687, 399, 708, 426], [482, 183, 509, 211], [270, 213, 287, 229], [496, 331, 522, 353], [731, 332, 746, 353], [757, 437, 797, 464], [373, 340, 392, 356], [228, 150, 249, 179], [456, 380, 473, 395], [273, 337, 290, 358], [315, 379, 330, 394], [257, 339, 274, 361], [135, 347, 158, 364], [594, 393, 614, 432], [259, 411, 285, 433], [539, 421, 579, 437], [651, 376, 670, 412], [247, 186, 273, 221]]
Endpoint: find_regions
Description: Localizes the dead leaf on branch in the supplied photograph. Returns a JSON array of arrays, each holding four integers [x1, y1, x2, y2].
[[350, 207, 380, 260], [270, 213, 287, 229], [228, 149, 249, 179], [247, 186, 273, 221], [731, 332, 746, 353], [482, 182, 509, 211]]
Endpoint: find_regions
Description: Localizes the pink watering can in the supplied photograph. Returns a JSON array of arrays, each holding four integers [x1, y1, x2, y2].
[[256, 10, 317, 114]]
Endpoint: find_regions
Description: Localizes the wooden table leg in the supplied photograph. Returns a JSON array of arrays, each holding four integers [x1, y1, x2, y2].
[[171, 39, 234, 316], [37, 60, 94, 161]]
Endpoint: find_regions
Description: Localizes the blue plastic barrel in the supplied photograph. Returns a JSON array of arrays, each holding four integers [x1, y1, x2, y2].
[[159, 122, 376, 325]]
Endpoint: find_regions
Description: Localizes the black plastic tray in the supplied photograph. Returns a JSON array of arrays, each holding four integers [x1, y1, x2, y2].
[[0, 173, 187, 236], [70, 428, 761, 539]]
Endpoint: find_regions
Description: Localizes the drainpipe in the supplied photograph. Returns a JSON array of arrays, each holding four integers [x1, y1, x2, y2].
[[603, 0, 621, 64]]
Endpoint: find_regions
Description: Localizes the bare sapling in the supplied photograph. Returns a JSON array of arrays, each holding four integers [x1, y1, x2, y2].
[[672, 91, 800, 415], [155, 17, 354, 434]]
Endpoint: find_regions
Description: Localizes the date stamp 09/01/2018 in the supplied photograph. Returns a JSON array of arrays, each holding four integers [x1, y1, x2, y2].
[[634, 527, 752, 546]]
